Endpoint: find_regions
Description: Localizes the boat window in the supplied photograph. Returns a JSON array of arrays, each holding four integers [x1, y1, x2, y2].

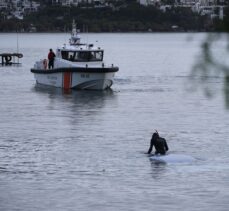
[[61, 51, 68, 60], [68, 52, 75, 61], [92, 51, 103, 61], [61, 50, 103, 62]]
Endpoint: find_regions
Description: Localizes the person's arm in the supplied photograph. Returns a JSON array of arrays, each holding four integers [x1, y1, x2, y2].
[[147, 138, 154, 154], [164, 139, 169, 151]]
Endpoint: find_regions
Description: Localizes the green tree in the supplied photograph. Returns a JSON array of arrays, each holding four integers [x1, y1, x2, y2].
[[191, 8, 229, 109]]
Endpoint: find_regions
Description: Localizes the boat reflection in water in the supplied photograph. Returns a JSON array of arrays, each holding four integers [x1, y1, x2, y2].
[[33, 83, 117, 113]]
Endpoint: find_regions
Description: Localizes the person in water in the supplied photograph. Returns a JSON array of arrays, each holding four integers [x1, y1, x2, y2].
[[147, 131, 169, 155], [48, 49, 56, 69]]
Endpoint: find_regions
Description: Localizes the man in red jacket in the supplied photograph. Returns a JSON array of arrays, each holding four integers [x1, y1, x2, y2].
[[48, 49, 56, 69]]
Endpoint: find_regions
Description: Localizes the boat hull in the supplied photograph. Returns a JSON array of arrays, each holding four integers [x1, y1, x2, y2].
[[31, 67, 118, 90]]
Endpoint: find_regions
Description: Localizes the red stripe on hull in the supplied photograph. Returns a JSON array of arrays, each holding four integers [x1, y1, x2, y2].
[[63, 72, 72, 89]]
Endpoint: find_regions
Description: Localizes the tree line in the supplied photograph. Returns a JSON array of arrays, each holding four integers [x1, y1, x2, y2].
[[0, 3, 227, 32]]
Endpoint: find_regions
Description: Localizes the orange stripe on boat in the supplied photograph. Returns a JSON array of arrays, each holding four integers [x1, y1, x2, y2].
[[63, 72, 72, 89]]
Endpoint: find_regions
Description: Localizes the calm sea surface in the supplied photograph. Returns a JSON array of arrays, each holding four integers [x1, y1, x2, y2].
[[0, 33, 229, 211]]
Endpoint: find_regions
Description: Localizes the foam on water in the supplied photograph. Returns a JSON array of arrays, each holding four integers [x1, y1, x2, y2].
[[150, 154, 196, 164]]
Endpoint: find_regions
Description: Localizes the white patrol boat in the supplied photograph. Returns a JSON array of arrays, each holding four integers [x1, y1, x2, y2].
[[31, 20, 119, 90]]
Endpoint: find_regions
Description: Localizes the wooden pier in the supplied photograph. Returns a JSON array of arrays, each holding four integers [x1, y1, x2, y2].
[[0, 53, 23, 66]]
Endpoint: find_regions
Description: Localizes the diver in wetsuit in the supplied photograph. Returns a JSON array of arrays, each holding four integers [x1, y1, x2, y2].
[[147, 131, 169, 155]]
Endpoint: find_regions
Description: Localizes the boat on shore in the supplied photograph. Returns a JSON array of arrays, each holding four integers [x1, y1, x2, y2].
[[31, 21, 119, 90]]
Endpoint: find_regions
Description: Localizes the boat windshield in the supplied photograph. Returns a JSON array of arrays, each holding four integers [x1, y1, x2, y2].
[[61, 50, 103, 62]]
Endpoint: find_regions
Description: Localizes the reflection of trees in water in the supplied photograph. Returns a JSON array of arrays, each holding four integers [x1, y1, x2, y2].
[[191, 33, 229, 109]]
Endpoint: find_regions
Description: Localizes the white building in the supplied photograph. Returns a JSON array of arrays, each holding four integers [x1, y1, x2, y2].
[[179, 0, 197, 5], [52, 0, 94, 6], [0, 0, 8, 9], [139, 0, 161, 6], [22, 0, 40, 13], [0, 0, 40, 11], [0, 0, 40, 19], [60, 0, 77, 6]]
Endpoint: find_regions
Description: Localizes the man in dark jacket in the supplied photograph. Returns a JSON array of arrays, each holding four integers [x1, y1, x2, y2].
[[48, 49, 56, 69], [147, 131, 169, 155]]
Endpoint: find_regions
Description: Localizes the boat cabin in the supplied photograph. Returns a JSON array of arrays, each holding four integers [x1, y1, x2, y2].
[[58, 49, 104, 62]]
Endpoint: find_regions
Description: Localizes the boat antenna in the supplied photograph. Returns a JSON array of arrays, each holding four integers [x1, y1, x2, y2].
[[16, 27, 19, 64], [17, 33, 18, 53], [70, 19, 81, 45], [86, 25, 89, 48]]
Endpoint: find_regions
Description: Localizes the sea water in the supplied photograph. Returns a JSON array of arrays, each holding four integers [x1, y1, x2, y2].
[[0, 33, 229, 211]]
